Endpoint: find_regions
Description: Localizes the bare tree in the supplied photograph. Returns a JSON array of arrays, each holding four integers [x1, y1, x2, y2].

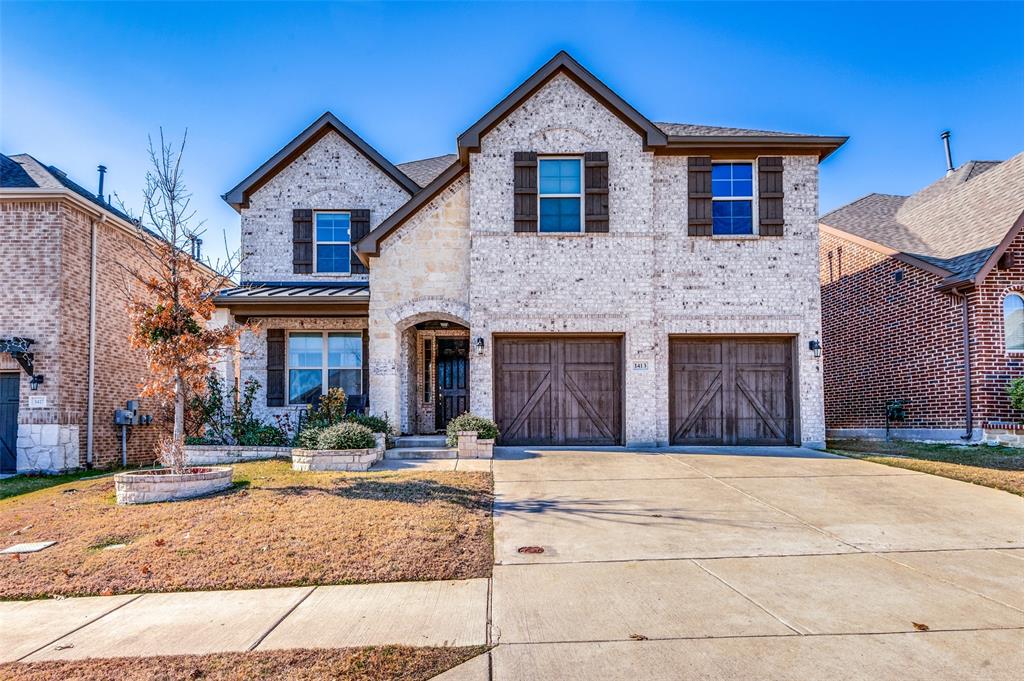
[[118, 129, 245, 471]]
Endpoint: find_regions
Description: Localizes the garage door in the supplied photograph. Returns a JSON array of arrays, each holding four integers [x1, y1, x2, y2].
[[669, 337, 794, 446], [494, 336, 622, 445]]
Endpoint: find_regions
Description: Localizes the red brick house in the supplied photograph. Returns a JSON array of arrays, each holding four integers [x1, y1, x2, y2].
[[0, 153, 212, 473], [819, 150, 1024, 442]]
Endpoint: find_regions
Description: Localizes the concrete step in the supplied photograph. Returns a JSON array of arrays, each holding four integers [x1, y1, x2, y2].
[[384, 447, 458, 460], [394, 436, 448, 449]]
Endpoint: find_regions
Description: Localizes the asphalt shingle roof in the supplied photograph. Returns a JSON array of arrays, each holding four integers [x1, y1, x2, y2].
[[820, 152, 1024, 280], [0, 154, 38, 188], [654, 122, 807, 137], [397, 154, 457, 187]]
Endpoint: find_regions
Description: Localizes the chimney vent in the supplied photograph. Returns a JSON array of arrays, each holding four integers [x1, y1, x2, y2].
[[97, 165, 107, 203], [940, 131, 954, 177]]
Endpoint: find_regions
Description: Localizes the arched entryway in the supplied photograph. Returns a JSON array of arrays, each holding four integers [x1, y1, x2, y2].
[[403, 320, 470, 434]]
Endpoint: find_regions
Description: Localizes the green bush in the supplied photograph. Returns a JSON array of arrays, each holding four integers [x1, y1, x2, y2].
[[187, 375, 286, 446], [294, 425, 323, 449], [445, 413, 500, 448], [346, 413, 395, 447], [238, 424, 288, 447], [1008, 377, 1024, 412], [303, 388, 348, 429], [315, 422, 376, 450]]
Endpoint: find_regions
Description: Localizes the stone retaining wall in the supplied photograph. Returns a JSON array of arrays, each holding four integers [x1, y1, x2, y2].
[[291, 447, 382, 472], [115, 467, 233, 505], [982, 422, 1024, 448], [184, 445, 292, 465], [457, 431, 494, 459]]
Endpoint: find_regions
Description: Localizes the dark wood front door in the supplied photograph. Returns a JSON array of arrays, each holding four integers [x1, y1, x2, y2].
[[0, 373, 19, 473], [435, 338, 469, 430], [494, 336, 622, 445], [669, 337, 794, 446]]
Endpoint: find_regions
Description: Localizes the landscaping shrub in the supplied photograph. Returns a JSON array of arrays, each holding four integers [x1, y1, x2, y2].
[[445, 413, 500, 447], [1009, 377, 1024, 413], [303, 388, 348, 429], [187, 374, 286, 446], [315, 422, 376, 450], [346, 413, 395, 447]]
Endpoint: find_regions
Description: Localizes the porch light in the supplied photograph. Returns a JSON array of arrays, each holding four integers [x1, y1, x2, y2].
[[808, 340, 822, 359], [474, 337, 485, 355], [29, 374, 45, 391]]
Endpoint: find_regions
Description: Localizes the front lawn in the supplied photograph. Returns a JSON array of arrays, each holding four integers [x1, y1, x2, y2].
[[828, 439, 1024, 496], [0, 646, 486, 681], [0, 460, 492, 600], [0, 469, 115, 501]]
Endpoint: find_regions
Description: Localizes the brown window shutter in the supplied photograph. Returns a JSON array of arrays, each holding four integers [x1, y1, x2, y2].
[[584, 152, 609, 233], [687, 156, 712, 236], [266, 329, 285, 407], [349, 209, 371, 274], [292, 209, 313, 273], [758, 157, 784, 236], [513, 152, 538, 232]]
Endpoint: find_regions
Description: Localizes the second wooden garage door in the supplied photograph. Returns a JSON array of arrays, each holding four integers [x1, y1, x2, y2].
[[494, 336, 622, 445], [670, 337, 795, 446]]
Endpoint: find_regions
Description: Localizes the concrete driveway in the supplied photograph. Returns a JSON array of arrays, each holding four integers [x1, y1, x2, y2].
[[485, 446, 1024, 680]]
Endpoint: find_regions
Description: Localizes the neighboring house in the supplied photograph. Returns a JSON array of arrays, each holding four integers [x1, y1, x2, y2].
[[819, 150, 1024, 442], [217, 52, 845, 448], [0, 154, 200, 472]]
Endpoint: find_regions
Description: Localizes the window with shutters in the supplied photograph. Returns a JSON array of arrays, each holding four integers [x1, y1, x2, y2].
[[1004, 293, 1024, 352], [711, 162, 755, 236], [288, 331, 363, 404], [538, 157, 583, 232], [314, 212, 351, 273]]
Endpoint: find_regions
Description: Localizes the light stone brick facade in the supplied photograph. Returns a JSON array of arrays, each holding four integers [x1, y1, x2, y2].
[[241, 130, 411, 283], [232, 73, 826, 448]]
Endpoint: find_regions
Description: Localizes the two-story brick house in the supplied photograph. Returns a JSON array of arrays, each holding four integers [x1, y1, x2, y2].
[[218, 52, 845, 448], [820, 150, 1024, 442]]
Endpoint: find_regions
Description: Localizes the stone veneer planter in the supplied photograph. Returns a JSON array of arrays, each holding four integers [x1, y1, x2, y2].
[[184, 445, 292, 466], [457, 431, 494, 459], [291, 448, 382, 472], [115, 467, 234, 505], [982, 422, 1024, 448]]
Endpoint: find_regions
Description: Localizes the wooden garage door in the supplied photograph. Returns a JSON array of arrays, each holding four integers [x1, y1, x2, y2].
[[494, 336, 622, 445], [669, 337, 794, 446]]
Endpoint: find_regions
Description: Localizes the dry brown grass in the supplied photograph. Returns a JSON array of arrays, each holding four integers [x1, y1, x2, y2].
[[0, 460, 492, 600], [829, 439, 1024, 496], [0, 646, 487, 681]]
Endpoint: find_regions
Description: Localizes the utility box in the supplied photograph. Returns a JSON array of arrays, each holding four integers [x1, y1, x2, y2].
[[114, 409, 135, 426]]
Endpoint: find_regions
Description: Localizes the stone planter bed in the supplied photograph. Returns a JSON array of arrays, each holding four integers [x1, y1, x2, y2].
[[457, 431, 494, 459], [184, 444, 292, 466], [114, 466, 234, 505], [292, 448, 382, 472]]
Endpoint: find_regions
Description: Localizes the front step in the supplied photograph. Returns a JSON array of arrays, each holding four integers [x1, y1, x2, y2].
[[384, 447, 458, 460], [394, 436, 448, 449]]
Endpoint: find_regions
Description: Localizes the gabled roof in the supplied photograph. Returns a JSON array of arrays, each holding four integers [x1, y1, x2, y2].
[[397, 154, 457, 187], [222, 112, 419, 212], [0, 154, 38, 188], [456, 51, 669, 161], [820, 151, 1024, 286]]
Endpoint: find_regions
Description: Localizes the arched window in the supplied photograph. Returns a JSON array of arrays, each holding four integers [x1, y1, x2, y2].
[[1004, 293, 1024, 351]]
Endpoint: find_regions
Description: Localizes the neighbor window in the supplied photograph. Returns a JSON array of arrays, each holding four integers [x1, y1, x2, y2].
[[538, 157, 583, 232], [288, 331, 362, 404], [315, 212, 351, 273], [1004, 293, 1024, 351], [711, 162, 754, 235]]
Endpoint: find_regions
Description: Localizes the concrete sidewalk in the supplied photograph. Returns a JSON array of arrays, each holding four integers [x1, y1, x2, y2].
[[1, 579, 488, 663]]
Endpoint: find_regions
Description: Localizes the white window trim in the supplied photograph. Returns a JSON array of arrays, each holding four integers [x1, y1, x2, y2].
[[286, 331, 363, 405], [537, 156, 585, 233], [1004, 292, 1024, 353], [313, 210, 352, 275], [710, 159, 759, 239]]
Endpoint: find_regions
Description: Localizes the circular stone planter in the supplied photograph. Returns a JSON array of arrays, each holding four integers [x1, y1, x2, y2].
[[114, 466, 234, 505]]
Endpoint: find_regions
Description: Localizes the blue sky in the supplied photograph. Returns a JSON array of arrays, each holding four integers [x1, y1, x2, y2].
[[3, 1, 1022, 265]]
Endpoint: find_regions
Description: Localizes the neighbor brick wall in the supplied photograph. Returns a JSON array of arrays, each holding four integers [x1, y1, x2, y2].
[[970, 229, 1024, 423], [819, 230, 967, 432], [0, 197, 170, 469]]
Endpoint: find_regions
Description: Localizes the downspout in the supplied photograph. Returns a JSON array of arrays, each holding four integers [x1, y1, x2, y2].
[[957, 288, 973, 440], [85, 217, 99, 467]]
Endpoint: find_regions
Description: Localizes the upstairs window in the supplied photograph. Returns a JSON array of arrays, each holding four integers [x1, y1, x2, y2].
[[315, 212, 351, 273], [538, 158, 583, 232], [288, 331, 363, 404], [711, 162, 754, 235], [1005, 293, 1024, 351]]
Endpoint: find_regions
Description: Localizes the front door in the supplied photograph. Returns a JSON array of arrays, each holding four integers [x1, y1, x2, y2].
[[435, 338, 469, 430], [0, 373, 19, 473]]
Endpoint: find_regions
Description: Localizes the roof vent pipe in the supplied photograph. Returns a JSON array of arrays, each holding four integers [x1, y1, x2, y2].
[[97, 165, 107, 203], [940, 131, 954, 177]]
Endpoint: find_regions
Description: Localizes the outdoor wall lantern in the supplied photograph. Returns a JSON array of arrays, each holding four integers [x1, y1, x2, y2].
[[474, 337, 485, 355], [808, 340, 822, 359], [29, 374, 45, 390]]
